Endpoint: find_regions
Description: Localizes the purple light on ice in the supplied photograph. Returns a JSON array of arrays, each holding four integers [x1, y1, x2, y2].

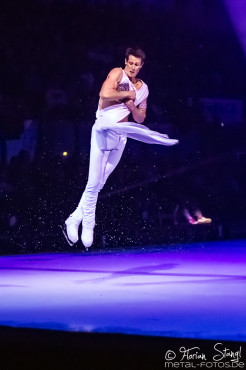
[[0, 241, 245, 340]]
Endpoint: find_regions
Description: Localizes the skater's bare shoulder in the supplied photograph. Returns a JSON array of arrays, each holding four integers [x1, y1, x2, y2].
[[106, 67, 123, 82], [100, 68, 122, 96], [99, 67, 134, 104], [104, 67, 123, 88]]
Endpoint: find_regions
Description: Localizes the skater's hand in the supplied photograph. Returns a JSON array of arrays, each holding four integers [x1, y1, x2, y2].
[[127, 90, 136, 101], [124, 99, 135, 111]]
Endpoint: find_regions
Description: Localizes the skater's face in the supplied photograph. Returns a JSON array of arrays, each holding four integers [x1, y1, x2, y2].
[[124, 55, 143, 79]]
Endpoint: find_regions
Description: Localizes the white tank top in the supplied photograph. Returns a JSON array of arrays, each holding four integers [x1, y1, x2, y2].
[[94, 69, 179, 147], [96, 68, 149, 123]]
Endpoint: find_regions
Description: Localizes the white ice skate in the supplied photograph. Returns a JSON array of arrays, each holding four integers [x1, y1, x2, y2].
[[81, 226, 94, 251], [60, 208, 84, 246]]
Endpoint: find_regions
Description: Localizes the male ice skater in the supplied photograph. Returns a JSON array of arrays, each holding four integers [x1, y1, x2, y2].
[[62, 47, 178, 250]]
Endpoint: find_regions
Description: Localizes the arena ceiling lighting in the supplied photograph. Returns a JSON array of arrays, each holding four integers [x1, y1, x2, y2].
[[224, 0, 246, 58]]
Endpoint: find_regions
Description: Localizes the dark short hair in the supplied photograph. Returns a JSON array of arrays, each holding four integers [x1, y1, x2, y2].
[[125, 47, 146, 64]]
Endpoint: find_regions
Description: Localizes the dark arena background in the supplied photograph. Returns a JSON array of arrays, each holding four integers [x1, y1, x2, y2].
[[0, 0, 246, 369]]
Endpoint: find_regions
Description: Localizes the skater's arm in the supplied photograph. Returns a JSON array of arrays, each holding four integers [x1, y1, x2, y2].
[[125, 98, 147, 123], [99, 68, 136, 102]]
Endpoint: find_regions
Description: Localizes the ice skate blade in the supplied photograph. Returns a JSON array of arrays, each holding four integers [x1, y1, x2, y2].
[[59, 224, 75, 246]]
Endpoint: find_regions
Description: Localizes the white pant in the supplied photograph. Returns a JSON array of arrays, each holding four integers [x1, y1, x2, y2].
[[77, 117, 178, 228], [79, 124, 127, 228]]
